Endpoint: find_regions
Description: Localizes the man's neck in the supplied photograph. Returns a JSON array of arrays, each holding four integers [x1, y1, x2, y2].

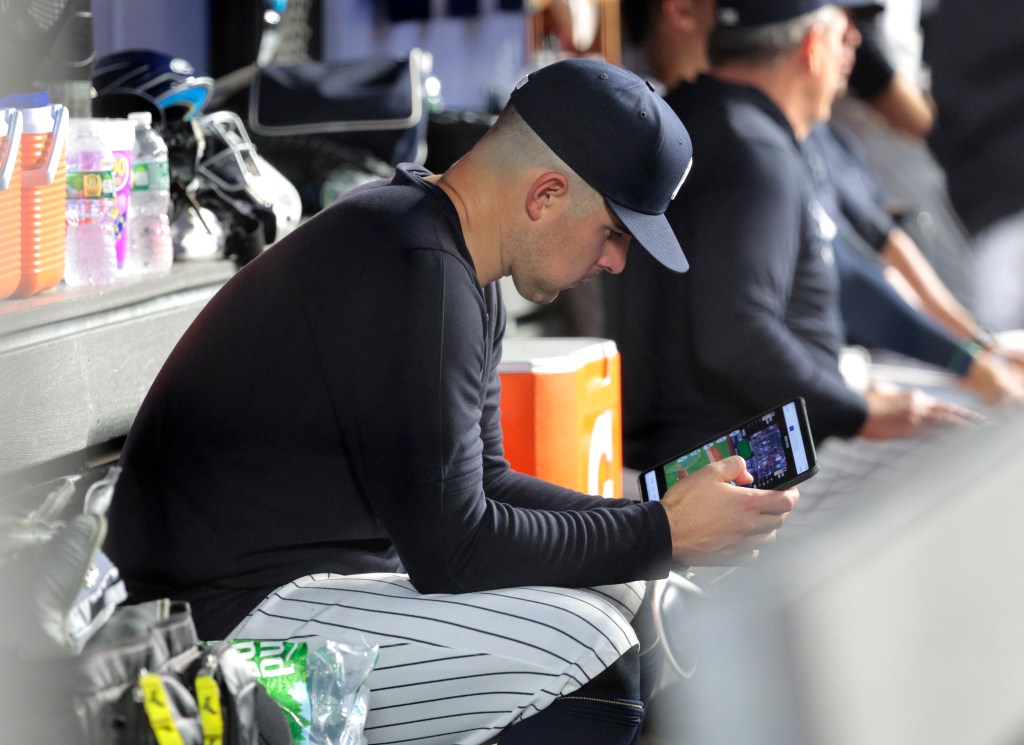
[[426, 169, 504, 287], [645, 30, 708, 89]]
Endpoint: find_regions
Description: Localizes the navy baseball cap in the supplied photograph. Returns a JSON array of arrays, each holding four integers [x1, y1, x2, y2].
[[716, 0, 884, 27], [509, 58, 692, 273]]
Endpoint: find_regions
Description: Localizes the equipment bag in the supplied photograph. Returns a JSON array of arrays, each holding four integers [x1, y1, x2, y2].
[[0, 469, 126, 658], [247, 49, 429, 168], [74, 598, 290, 745], [0, 470, 290, 744]]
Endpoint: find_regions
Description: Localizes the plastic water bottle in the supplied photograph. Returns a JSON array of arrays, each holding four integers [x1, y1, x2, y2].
[[65, 119, 118, 287], [125, 111, 172, 275]]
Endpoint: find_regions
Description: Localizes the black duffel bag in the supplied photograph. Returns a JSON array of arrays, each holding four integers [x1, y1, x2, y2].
[[248, 49, 429, 167], [239, 49, 429, 214]]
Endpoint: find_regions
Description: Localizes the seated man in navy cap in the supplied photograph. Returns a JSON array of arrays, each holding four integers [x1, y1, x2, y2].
[[605, 0, 979, 477], [104, 58, 800, 744]]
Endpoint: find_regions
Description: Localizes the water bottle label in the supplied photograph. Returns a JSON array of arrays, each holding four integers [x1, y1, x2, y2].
[[112, 152, 132, 196], [132, 160, 170, 192], [67, 170, 115, 199]]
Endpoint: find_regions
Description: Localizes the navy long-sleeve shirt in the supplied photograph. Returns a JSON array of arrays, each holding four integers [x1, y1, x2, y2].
[[804, 125, 975, 376], [106, 165, 673, 640], [605, 76, 867, 470]]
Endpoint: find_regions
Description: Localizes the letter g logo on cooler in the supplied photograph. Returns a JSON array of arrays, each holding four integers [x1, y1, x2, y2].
[[587, 409, 615, 499]]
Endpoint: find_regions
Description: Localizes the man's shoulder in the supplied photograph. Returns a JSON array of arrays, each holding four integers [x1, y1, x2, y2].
[[326, 167, 436, 225], [667, 76, 794, 154], [669, 84, 801, 199], [311, 166, 465, 257]]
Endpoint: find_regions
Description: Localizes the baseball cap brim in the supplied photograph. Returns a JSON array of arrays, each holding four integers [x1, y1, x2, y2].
[[609, 200, 689, 273], [841, 0, 886, 20], [838, 0, 885, 9]]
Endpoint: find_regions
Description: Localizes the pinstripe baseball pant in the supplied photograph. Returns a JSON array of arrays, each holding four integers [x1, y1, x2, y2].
[[229, 573, 646, 745]]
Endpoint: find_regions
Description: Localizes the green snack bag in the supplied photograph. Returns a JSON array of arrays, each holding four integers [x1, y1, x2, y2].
[[231, 640, 312, 744]]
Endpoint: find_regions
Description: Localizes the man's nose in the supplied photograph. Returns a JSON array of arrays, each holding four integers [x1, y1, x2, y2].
[[600, 241, 629, 275]]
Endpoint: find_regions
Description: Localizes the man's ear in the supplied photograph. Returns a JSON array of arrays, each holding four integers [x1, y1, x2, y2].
[[802, 23, 826, 76], [525, 172, 570, 221], [663, 0, 700, 34]]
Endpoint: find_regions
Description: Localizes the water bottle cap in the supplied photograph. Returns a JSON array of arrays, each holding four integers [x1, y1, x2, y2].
[[128, 111, 153, 126]]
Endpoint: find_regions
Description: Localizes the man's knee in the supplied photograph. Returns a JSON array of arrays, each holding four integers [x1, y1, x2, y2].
[[498, 647, 645, 745], [572, 645, 641, 701]]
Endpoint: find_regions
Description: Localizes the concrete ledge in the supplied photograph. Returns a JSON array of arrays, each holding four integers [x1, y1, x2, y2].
[[0, 261, 236, 475]]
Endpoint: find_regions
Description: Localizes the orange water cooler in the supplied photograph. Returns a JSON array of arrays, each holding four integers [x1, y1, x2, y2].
[[0, 109, 23, 299], [18, 103, 68, 297], [498, 337, 623, 499]]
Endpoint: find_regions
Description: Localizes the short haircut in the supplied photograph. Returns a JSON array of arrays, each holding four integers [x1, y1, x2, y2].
[[708, 5, 839, 67], [487, 104, 604, 217]]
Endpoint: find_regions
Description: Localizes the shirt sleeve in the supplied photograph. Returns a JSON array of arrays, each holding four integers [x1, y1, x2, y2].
[[834, 239, 972, 374], [677, 138, 867, 437], [837, 181, 896, 252], [349, 248, 673, 594], [477, 282, 644, 510]]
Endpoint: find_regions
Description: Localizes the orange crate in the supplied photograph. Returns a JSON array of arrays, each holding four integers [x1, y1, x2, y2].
[[0, 109, 23, 300]]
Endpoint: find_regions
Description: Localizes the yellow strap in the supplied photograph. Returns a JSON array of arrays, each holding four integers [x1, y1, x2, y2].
[[194, 674, 225, 745], [139, 673, 187, 745]]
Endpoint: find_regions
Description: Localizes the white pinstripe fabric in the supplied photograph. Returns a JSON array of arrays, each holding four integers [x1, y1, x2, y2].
[[229, 573, 645, 745]]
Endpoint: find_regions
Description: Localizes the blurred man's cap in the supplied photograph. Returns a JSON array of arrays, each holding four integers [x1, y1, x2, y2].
[[716, 0, 884, 27]]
